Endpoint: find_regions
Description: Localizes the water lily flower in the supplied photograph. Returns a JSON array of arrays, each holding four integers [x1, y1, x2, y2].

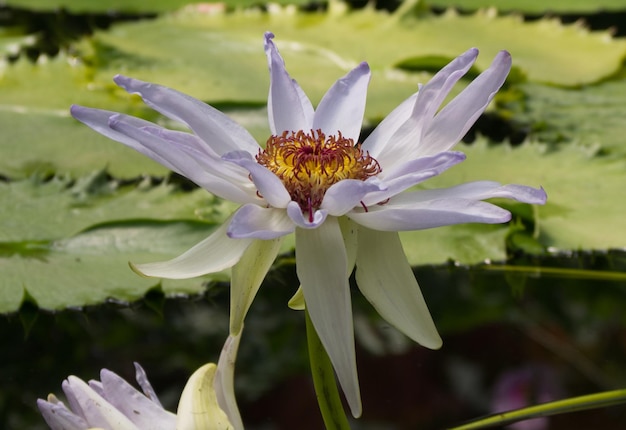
[[70, 32, 546, 417], [37, 333, 242, 430]]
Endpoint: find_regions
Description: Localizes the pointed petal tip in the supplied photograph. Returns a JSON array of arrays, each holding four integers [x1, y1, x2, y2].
[[128, 261, 151, 278], [69, 104, 91, 121], [536, 186, 548, 204], [264, 31, 275, 41], [425, 336, 444, 350], [350, 402, 363, 418], [113, 74, 133, 87], [495, 49, 513, 68], [461, 47, 479, 61]]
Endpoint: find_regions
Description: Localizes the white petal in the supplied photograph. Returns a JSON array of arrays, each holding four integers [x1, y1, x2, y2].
[[286, 201, 328, 229], [349, 198, 511, 231], [408, 48, 480, 141], [141, 127, 252, 184], [222, 150, 291, 208], [230, 237, 283, 335], [419, 50, 512, 156], [264, 32, 314, 134], [215, 332, 244, 430], [296, 218, 362, 417], [37, 397, 88, 430], [321, 179, 385, 216], [63, 377, 138, 430], [338, 216, 358, 274], [312, 62, 371, 141], [134, 363, 163, 407], [360, 92, 418, 156], [176, 364, 233, 430], [113, 75, 259, 156], [361, 151, 466, 206], [132, 219, 253, 279], [228, 204, 295, 240], [109, 115, 256, 205], [392, 181, 547, 205], [70, 105, 180, 173], [100, 370, 176, 429], [355, 228, 442, 349], [365, 48, 479, 166]]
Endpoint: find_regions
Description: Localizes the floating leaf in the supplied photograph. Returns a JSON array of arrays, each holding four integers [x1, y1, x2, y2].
[[424, 138, 626, 251], [0, 221, 221, 313], [427, 0, 626, 14], [515, 81, 626, 155], [3, 3, 624, 179], [81, 3, 626, 95], [0, 172, 232, 242], [1, 0, 311, 13]]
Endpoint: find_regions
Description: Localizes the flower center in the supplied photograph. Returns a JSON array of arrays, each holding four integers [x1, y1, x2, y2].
[[256, 129, 381, 220]]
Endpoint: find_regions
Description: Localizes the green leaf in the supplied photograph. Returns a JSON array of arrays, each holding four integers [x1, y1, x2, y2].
[[424, 139, 626, 252], [0, 54, 171, 179], [400, 223, 511, 265], [0, 172, 234, 242], [1, 0, 311, 13], [0, 221, 223, 313], [427, 0, 626, 14], [2, 3, 624, 179], [515, 81, 626, 155], [81, 3, 626, 94], [0, 173, 239, 313]]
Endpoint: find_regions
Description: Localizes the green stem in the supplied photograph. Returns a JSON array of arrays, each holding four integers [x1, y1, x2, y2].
[[305, 308, 351, 430], [449, 388, 626, 430]]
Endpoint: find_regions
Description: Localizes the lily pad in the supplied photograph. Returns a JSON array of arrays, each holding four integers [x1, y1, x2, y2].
[[81, 3, 626, 95], [0, 172, 234, 242], [0, 221, 222, 314], [515, 81, 626, 156], [427, 0, 626, 14], [423, 138, 626, 252], [1, 0, 311, 13]]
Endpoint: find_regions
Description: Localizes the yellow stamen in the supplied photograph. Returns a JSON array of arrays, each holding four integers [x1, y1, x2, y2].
[[256, 129, 381, 221]]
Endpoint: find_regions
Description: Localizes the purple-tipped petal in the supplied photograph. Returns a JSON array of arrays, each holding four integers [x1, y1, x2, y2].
[[37, 397, 89, 430], [392, 181, 547, 205], [222, 150, 291, 208], [62, 377, 138, 429], [228, 204, 295, 239], [296, 217, 362, 417], [286, 201, 328, 229], [361, 151, 466, 206], [364, 48, 479, 166], [134, 363, 162, 407], [418, 50, 512, 156], [108, 116, 257, 204], [100, 370, 176, 429], [360, 92, 418, 157], [321, 178, 385, 216], [70, 105, 180, 173], [355, 228, 442, 349], [349, 198, 512, 231], [312, 62, 371, 141], [264, 32, 314, 134], [132, 219, 253, 279], [113, 75, 259, 156]]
